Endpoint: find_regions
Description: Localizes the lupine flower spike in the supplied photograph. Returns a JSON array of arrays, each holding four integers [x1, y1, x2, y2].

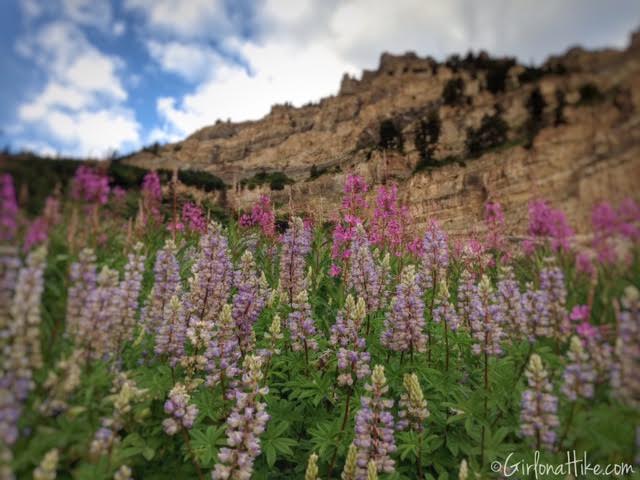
[[305, 453, 319, 480], [520, 354, 559, 450]]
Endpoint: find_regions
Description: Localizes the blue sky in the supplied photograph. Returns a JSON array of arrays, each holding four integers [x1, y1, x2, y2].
[[1, 0, 639, 158]]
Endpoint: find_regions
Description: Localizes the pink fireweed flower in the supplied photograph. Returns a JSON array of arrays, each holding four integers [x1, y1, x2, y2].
[[212, 355, 269, 480], [330, 295, 371, 386], [369, 184, 413, 255], [71, 166, 110, 205], [0, 174, 18, 242], [279, 217, 311, 304], [354, 365, 396, 478], [142, 240, 181, 334], [520, 354, 559, 450], [22, 217, 49, 252], [181, 202, 207, 234], [162, 384, 198, 435], [342, 174, 369, 215], [469, 275, 504, 356], [484, 200, 509, 261], [591, 199, 640, 266], [239, 195, 276, 237], [569, 305, 589, 322], [611, 286, 640, 408], [381, 265, 427, 354], [524, 200, 573, 254], [141, 171, 162, 223], [561, 336, 596, 401], [419, 220, 449, 291], [575, 250, 596, 277], [348, 224, 390, 313]]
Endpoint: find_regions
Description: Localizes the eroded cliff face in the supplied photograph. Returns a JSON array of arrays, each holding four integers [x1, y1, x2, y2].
[[125, 30, 640, 236]]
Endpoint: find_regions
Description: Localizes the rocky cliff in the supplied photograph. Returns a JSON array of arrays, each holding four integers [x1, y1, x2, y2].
[[125, 30, 640, 237]]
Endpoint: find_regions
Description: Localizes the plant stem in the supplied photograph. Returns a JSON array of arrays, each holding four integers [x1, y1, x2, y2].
[[181, 428, 205, 480], [481, 333, 489, 469], [327, 389, 352, 479]]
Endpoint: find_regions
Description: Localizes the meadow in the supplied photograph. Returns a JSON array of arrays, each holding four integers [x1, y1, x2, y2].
[[1, 168, 638, 479]]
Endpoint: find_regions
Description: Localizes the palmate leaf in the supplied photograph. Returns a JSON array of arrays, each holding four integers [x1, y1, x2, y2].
[[190, 425, 227, 466], [262, 420, 297, 467], [308, 417, 344, 457]]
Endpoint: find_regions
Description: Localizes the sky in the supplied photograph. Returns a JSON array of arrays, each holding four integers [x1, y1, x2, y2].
[[0, 0, 639, 158]]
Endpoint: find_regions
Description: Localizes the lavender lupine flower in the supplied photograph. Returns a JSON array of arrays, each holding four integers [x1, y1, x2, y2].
[[39, 349, 83, 416], [205, 304, 241, 392], [287, 290, 319, 353], [188, 222, 233, 325], [397, 373, 429, 432], [561, 336, 596, 401], [113, 243, 146, 349], [469, 275, 504, 356], [212, 354, 270, 480], [456, 269, 476, 329], [232, 251, 269, 354], [348, 225, 390, 313], [0, 246, 20, 345], [330, 295, 371, 386], [155, 296, 187, 367], [143, 240, 180, 334], [354, 365, 396, 478], [611, 286, 640, 408], [33, 448, 59, 480], [162, 384, 199, 435], [279, 217, 311, 304], [520, 354, 559, 450], [539, 259, 570, 342], [0, 174, 18, 242], [381, 265, 427, 354], [495, 266, 529, 341], [521, 285, 553, 339], [419, 221, 449, 291], [65, 248, 97, 338], [433, 281, 460, 331]]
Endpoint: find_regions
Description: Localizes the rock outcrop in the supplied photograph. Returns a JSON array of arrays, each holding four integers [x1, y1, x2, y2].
[[125, 29, 640, 236]]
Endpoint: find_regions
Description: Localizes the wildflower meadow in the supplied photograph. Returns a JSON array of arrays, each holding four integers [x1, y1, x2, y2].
[[1, 168, 639, 480]]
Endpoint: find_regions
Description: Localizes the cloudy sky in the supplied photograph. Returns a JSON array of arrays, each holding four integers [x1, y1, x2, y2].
[[1, 0, 638, 157]]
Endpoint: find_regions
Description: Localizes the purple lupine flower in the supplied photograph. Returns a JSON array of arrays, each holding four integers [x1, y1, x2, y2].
[[162, 384, 199, 435], [520, 354, 559, 450], [232, 251, 269, 354], [348, 224, 390, 313], [469, 275, 503, 356], [495, 266, 529, 341], [0, 246, 20, 337], [279, 217, 312, 304], [205, 304, 241, 392], [143, 240, 180, 334], [433, 281, 460, 331], [155, 296, 186, 367], [381, 265, 427, 354], [521, 284, 553, 339], [287, 290, 319, 353], [456, 269, 476, 329], [1, 247, 47, 447], [0, 174, 19, 242], [65, 248, 97, 338], [397, 373, 429, 432], [561, 336, 596, 401], [611, 286, 640, 408], [330, 295, 371, 386], [578, 328, 612, 384], [212, 355, 269, 480], [113, 243, 146, 349], [354, 365, 396, 478], [188, 222, 233, 325], [539, 259, 570, 343], [419, 220, 448, 291]]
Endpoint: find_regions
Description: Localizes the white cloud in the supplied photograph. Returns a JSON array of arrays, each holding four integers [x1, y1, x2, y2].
[[146, 41, 223, 82], [61, 0, 113, 32], [124, 0, 233, 39], [15, 21, 140, 156], [112, 21, 126, 36]]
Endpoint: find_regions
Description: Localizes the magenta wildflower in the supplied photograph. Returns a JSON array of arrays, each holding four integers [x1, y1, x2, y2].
[[484, 200, 508, 258], [354, 365, 396, 478], [369, 184, 413, 255], [71, 166, 110, 205], [523, 200, 573, 254], [141, 171, 162, 223], [182, 202, 207, 234], [381, 265, 427, 354], [239, 195, 276, 237], [520, 354, 559, 450], [279, 217, 311, 304], [22, 217, 49, 252], [0, 174, 18, 242], [212, 355, 269, 480]]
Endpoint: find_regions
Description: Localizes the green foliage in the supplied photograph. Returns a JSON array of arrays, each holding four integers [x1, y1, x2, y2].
[[240, 170, 294, 191], [442, 77, 465, 106], [578, 82, 605, 105], [465, 111, 509, 158]]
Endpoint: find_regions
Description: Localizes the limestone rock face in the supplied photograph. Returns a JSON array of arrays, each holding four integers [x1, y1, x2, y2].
[[125, 30, 640, 236]]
